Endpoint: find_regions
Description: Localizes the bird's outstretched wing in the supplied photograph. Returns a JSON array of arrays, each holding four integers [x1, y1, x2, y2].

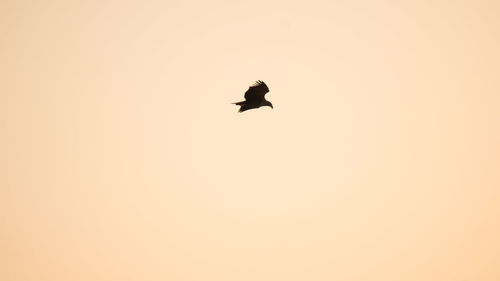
[[244, 80, 269, 100]]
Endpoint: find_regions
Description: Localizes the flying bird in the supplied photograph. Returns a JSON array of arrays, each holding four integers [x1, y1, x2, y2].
[[233, 80, 273, 112]]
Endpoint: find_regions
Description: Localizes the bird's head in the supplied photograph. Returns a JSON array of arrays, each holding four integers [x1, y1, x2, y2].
[[264, 100, 273, 109]]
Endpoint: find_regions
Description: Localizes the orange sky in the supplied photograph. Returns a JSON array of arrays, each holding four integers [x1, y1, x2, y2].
[[1, 1, 499, 280]]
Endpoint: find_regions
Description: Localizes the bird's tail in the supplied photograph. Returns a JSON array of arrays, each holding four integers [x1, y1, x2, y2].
[[232, 101, 246, 112]]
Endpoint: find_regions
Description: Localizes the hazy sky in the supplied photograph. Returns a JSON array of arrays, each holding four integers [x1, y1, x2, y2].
[[1, 1, 499, 280]]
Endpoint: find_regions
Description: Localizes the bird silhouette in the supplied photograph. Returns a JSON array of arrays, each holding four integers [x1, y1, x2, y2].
[[233, 80, 273, 112]]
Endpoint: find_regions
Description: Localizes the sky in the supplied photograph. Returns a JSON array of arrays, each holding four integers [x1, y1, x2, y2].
[[1, 0, 499, 280]]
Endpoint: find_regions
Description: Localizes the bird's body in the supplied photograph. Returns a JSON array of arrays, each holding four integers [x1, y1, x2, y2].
[[233, 80, 273, 112]]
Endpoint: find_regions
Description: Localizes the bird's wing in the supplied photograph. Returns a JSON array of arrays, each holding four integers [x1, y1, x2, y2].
[[244, 80, 269, 100]]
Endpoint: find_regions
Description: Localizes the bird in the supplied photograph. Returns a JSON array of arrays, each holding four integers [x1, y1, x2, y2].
[[233, 80, 273, 112]]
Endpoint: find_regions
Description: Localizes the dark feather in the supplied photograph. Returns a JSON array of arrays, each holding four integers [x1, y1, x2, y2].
[[244, 80, 269, 100]]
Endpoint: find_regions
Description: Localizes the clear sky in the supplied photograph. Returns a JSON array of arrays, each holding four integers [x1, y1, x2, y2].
[[1, 1, 499, 280]]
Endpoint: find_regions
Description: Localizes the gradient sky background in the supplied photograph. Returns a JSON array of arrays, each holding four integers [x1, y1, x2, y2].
[[1, 1, 499, 280]]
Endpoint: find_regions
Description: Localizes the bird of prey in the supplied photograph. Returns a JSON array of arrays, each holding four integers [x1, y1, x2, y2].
[[233, 80, 273, 112]]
